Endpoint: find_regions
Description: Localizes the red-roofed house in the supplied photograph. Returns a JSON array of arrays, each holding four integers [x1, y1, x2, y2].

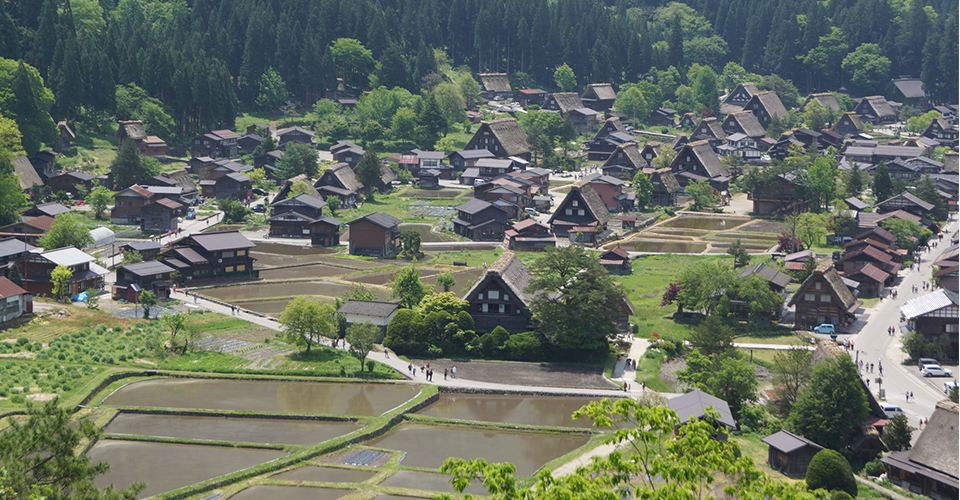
[[111, 185, 154, 225], [505, 219, 555, 251], [845, 264, 890, 296], [0, 276, 32, 321], [599, 247, 631, 275]]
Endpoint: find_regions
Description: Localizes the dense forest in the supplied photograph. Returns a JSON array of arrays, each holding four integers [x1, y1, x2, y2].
[[0, 0, 957, 142]]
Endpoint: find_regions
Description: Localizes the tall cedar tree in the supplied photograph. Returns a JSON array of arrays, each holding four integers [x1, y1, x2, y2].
[[354, 149, 384, 197], [787, 354, 868, 450], [417, 93, 444, 149], [111, 140, 159, 189], [872, 162, 893, 203]]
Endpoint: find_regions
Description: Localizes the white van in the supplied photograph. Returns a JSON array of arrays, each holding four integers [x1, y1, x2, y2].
[[879, 403, 904, 419]]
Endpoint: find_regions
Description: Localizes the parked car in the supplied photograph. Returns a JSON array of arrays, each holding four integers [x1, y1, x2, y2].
[[945, 380, 958, 394], [252, 204, 266, 213], [918, 357, 939, 368], [524, 208, 540, 217], [252, 187, 267, 196], [813, 324, 835, 335], [878, 402, 905, 419], [920, 365, 953, 377]]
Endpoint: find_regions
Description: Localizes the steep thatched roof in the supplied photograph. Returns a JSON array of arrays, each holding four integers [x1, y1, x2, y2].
[[653, 168, 682, 194], [676, 140, 729, 179], [478, 73, 512, 93], [571, 179, 611, 225], [549, 92, 586, 114], [905, 400, 959, 477], [582, 83, 617, 101], [801, 93, 841, 112], [723, 111, 766, 138], [275, 174, 322, 202], [693, 117, 727, 140], [748, 91, 788, 120], [463, 251, 535, 305], [486, 118, 531, 156], [13, 156, 42, 191], [858, 96, 897, 121], [603, 142, 646, 170], [318, 163, 364, 193], [788, 261, 858, 310]]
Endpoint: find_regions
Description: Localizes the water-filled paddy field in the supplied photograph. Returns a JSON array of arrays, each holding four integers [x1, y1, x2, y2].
[[105, 413, 361, 445], [417, 393, 603, 428]]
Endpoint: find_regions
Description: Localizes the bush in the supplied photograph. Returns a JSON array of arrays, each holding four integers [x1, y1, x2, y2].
[[806, 449, 857, 497], [504, 332, 543, 361], [830, 492, 853, 500], [9, 394, 25, 404], [863, 458, 885, 477]]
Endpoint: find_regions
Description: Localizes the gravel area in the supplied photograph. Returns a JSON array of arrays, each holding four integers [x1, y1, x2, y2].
[[408, 359, 616, 390]]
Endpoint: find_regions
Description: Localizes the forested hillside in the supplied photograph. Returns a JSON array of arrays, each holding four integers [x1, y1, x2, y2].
[[0, 0, 957, 140]]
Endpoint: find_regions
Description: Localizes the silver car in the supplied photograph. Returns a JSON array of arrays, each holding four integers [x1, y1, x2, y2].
[[921, 365, 953, 377]]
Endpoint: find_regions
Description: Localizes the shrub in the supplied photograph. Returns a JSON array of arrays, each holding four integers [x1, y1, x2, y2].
[[806, 449, 857, 497], [9, 394, 25, 404], [16, 337, 28, 346], [863, 458, 885, 477], [504, 332, 543, 361]]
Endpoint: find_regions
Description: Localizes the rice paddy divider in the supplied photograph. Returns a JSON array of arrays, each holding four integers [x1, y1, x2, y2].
[[401, 413, 598, 436], [100, 433, 292, 452]]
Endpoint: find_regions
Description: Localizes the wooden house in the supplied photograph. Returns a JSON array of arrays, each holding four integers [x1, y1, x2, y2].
[[599, 247, 631, 275], [162, 231, 256, 282], [268, 194, 328, 238], [332, 145, 365, 167], [337, 300, 400, 342], [47, 171, 94, 196], [417, 169, 441, 189], [762, 430, 824, 477], [854, 96, 898, 125], [881, 400, 959, 497], [12, 156, 42, 194], [113, 260, 174, 301], [514, 88, 547, 107], [669, 140, 730, 191], [190, 129, 240, 159], [213, 172, 252, 200], [309, 217, 343, 247], [691, 117, 728, 149], [568, 108, 601, 134], [273, 174, 322, 204], [875, 191, 934, 218], [788, 261, 862, 328], [743, 91, 788, 130], [585, 173, 633, 212], [749, 172, 807, 214], [276, 126, 315, 147], [799, 93, 841, 113], [677, 112, 697, 129], [506, 219, 556, 251], [580, 83, 617, 111], [449, 149, 496, 170], [584, 117, 634, 161], [119, 241, 163, 261], [452, 199, 511, 242], [0, 238, 36, 279], [315, 163, 363, 204], [140, 198, 183, 233], [650, 168, 682, 207], [346, 212, 401, 257], [111, 185, 154, 225], [601, 142, 647, 180], [0, 216, 53, 246], [0, 276, 32, 322], [254, 150, 284, 169], [53, 121, 75, 151], [721, 111, 766, 140], [139, 136, 167, 157], [740, 263, 792, 294], [900, 289, 959, 361], [837, 244, 902, 277], [667, 389, 737, 438], [845, 263, 890, 297], [237, 134, 264, 153], [547, 179, 610, 237], [464, 118, 532, 160], [719, 82, 760, 116], [246, 123, 269, 136], [885, 157, 944, 183], [542, 92, 585, 115], [24, 202, 71, 219], [462, 251, 534, 333], [647, 107, 677, 127], [921, 117, 959, 146], [23, 247, 107, 297], [477, 73, 512, 100], [832, 112, 864, 137]]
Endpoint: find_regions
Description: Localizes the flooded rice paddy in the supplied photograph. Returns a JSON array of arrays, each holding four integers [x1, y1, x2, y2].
[[90, 440, 286, 499], [365, 423, 590, 475], [272, 466, 377, 483], [203, 281, 391, 302], [417, 393, 602, 428], [378, 471, 489, 495], [259, 263, 352, 280], [659, 216, 750, 231], [103, 379, 420, 416], [229, 486, 352, 500], [105, 413, 361, 445]]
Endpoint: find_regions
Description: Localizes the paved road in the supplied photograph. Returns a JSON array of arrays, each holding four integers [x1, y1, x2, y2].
[[848, 217, 958, 437]]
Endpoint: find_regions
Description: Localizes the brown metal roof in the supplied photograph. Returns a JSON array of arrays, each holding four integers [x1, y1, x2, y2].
[[0, 276, 28, 299]]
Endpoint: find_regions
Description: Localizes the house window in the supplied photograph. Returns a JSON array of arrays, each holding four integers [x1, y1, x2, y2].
[[488, 290, 499, 300], [946, 323, 958, 333], [578, 209, 585, 216], [814, 282, 821, 290], [565, 209, 573, 215], [805, 293, 815, 302], [820, 294, 830, 302], [572, 200, 578, 207], [482, 304, 489, 312]]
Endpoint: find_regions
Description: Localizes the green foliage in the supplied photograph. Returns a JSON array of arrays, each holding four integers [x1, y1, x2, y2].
[[254, 67, 287, 110], [675, 260, 735, 315], [121, 250, 143, 265], [690, 64, 719, 113], [276, 142, 319, 179], [6, 263, 22, 287], [528, 246, 627, 355], [4, 59, 56, 156], [504, 332, 543, 361], [331, 38, 375, 90], [632, 171, 653, 210], [687, 315, 735, 356], [416, 93, 444, 150], [326, 195, 341, 215], [770, 348, 813, 417], [110, 139, 160, 190], [357, 86, 418, 126], [900, 331, 952, 362], [905, 110, 941, 133], [114, 84, 174, 141], [0, 163, 27, 226], [138, 291, 157, 319], [685, 179, 718, 211], [279, 297, 336, 353], [788, 355, 868, 450], [842, 43, 891, 95], [726, 239, 750, 268], [84, 186, 113, 219], [435, 271, 456, 292], [389, 264, 431, 308], [883, 414, 913, 452], [40, 213, 93, 251], [218, 198, 251, 224], [553, 63, 577, 91], [399, 229, 422, 258], [346, 322, 379, 372], [432, 82, 466, 133], [83, 288, 99, 310], [679, 348, 758, 420], [805, 449, 857, 497], [614, 86, 649, 124], [355, 150, 384, 196], [880, 218, 931, 252], [419, 292, 467, 316], [0, 399, 144, 499]]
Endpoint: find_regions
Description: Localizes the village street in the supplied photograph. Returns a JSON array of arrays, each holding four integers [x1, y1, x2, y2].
[[849, 217, 958, 436]]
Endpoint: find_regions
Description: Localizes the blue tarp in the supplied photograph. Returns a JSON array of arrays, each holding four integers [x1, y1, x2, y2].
[[74, 292, 88, 302]]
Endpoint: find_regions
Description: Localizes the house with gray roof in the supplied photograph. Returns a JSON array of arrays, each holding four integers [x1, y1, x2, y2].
[[721, 111, 766, 140], [163, 231, 256, 281], [832, 112, 864, 137], [581, 83, 617, 111], [719, 82, 760, 116], [346, 212, 402, 256], [337, 300, 401, 341], [762, 430, 824, 476], [875, 191, 935, 218], [601, 142, 647, 180], [547, 179, 611, 238], [743, 91, 788, 130], [114, 260, 175, 300], [788, 261, 862, 328], [900, 289, 959, 362], [13, 156, 42, 193], [0, 237, 36, 278], [23, 246, 107, 297], [854, 96, 898, 125], [667, 389, 737, 433], [464, 118, 531, 160], [799, 93, 841, 113], [452, 199, 511, 242], [669, 140, 730, 191], [740, 263, 792, 294], [542, 92, 586, 115], [690, 117, 728, 150], [315, 163, 363, 203], [462, 251, 535, 333], [881, 400, 958, 498], [586, 117, 635, 161], [24, 202, 72, 218], [477, 73, 512, 100]]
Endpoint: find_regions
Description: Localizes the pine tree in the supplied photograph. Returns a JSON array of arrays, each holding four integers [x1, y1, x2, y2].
[[355, 149, 384, 198], [417, 93, 444, 149], [0, 0, 21, 60], [28, 0, 58, 80], [7, 263, 23, 287], [668, 16, 684, 70], [937, 16, 959, 103], [12, 60, 55, 157], [872, 162, 893, 203], [378, 43, 412, 91]]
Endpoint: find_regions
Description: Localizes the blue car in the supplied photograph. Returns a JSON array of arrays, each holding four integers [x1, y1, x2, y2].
[[813, 324, 835, 335]]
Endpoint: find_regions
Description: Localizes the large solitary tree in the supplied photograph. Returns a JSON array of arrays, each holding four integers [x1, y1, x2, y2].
[[279, 297, 336, 354], [788, 354, 868, 450], [110, 139, 160, 190], [527, 246, 627, 354]]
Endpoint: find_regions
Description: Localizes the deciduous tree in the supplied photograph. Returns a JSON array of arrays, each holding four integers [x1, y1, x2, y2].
[[632, 171, 653, 210], [85, 186, 113, 219], [39, 213, 93, 250], [788, 354, 868, 450], [346, 321, 379, 372], [276, 142, 318, 179], [389, 264, 431, 308], [139, 291, 157, 319], [355, 150, 384, 198], [279, 297, 335, 354], [51, 265, 72, 300], [110, 139, 160, 190], [121, 250, 143, 265], [770, 348, 812, 416], [685, 179, 718, 211], [883, 414, 913, 452], [726, 239, 750, 268], [435, 272, 456, 292]]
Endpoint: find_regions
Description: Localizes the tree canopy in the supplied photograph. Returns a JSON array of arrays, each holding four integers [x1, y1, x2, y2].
[[39, 213, 93, 250], [788, 354, 868, 450]]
